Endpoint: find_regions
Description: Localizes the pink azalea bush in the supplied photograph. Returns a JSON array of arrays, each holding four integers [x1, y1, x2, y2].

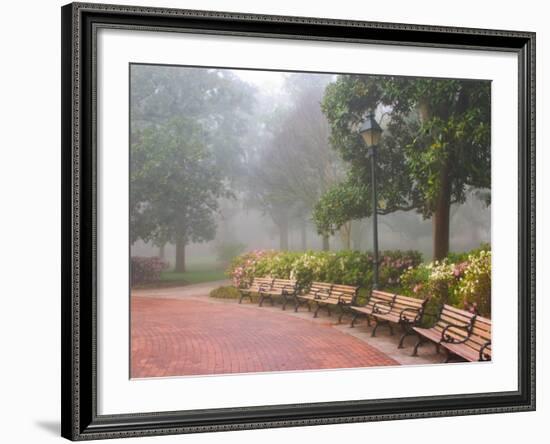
[[131, 256, 169, 286], [228, 249, 278, 288], [399, 246, 491, 317]]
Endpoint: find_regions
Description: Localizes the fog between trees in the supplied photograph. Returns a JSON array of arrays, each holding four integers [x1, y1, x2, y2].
[[130, 65, 490, 270]]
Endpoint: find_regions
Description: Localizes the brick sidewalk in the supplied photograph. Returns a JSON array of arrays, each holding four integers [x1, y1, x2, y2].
[[131, 296, 398, 378]]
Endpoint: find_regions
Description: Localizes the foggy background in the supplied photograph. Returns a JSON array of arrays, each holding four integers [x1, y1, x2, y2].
[[130, 66, 490, 269]]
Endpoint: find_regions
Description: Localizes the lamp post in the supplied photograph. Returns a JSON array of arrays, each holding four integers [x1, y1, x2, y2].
[[359, 112, 383, 290]]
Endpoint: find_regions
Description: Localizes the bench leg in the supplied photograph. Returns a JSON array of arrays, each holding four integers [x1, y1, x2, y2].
[[281, 294, 288, 311], [372, 320, 393, 337], [337, 305, 346, 324], [239, 293, 250, 304], [412, 336, 426, 356], [371, 321, 379, 337], [260, 294, 274, 306], [398, 330, 414, 349], [294, 298, 306, 312], [313, 303, 321, 318], [397, 322, 414, 348], [350, 312, 362, 328]]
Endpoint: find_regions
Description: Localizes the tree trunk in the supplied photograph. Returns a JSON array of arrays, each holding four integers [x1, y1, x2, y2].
[[300, 220, 307, 250], [158, 243, 165, 260], [279, 217, 289, 251], [418, 99, 451, 261], [340, 222, 351, 250], [322, 234, 330, 251], [432, 164, 451, 261], [175, 239, 186, 273]]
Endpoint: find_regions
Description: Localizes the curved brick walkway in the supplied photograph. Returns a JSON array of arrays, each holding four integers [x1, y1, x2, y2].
[[131, 296, 398, 378]]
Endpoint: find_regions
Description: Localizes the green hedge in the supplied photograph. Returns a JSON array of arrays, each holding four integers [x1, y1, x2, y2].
[[209, 286, 242, 299], [227, 249, 422, 290]]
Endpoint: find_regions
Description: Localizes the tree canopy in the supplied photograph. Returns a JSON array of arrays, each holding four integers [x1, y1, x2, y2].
[[130, 65, 255, 270], [315, 75, 491, 259], [131, 65, 256, 181], [130, 117, 230, 247]]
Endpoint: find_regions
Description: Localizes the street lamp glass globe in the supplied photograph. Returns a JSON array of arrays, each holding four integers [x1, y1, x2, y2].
[[359, 113, 383, 147]]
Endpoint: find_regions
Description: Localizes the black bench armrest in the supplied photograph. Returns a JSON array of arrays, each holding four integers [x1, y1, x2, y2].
[[399, 307, 421, 323], [282, 284, 297, 294], [313, 289, 331, 300], [479, 340, 491, 361], [258, 284, 271, 292], [372, 301, 392, 315], [440, 322, 472, 344]]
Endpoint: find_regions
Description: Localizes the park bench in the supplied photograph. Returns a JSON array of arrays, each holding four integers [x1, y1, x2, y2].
[[349, 290, 396, 328], [350, 290, 429, 347], [412, 304, 479, 358], [297, 282, 358, 322], [440, 315, 492, 362], [369, 293, 429, 347], [258, 278, 298, 309], [238, 277, 274, 304], [295, 282, 332, 312]]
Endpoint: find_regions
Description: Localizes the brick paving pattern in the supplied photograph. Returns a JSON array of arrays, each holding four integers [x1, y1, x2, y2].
[[131, 296, 398, 378]]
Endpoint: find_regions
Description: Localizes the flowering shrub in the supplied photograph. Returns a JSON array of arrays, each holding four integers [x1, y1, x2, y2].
[[130, 256, 169, 286], [227, 249, 278, 288], [400, 259, 467, 307], [227, 249, 422, 290], [457, 250, 491, 316], [399, 246, 491, 316]]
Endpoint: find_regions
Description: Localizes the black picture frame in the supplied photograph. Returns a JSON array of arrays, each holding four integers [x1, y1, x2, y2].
[[61, 2, 536, 440]]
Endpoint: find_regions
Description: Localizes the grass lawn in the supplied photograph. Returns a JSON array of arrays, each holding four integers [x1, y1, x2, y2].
[[160, 259, 227, 286], [160, 267, 227, 285], [134, 259, 228, 289]]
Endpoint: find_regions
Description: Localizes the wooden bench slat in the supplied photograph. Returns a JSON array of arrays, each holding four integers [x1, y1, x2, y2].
[[439, 311, 475, 325], [351, 306, 373, 315], [472, 317, 492, 332], [471, 326, 491, 339], [443, 342, 482, 361]]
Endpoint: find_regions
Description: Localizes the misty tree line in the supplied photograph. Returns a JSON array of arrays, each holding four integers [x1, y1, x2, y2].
[[130, 66, 491, 272]]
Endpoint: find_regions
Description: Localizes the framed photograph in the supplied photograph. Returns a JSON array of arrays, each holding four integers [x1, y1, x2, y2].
[[61, 2, 535, 440]]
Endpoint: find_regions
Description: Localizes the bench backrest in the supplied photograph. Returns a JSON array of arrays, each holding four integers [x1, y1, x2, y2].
[[388, 293, 429, 321], [308, 282, 333, 297], [365, 290, 396, 312], [435, 304, 477, 343], [329, 284, 359, 304], [464, 315, 492, 360], [271, 278, 298, 293], [248, 277, 274, 291]]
